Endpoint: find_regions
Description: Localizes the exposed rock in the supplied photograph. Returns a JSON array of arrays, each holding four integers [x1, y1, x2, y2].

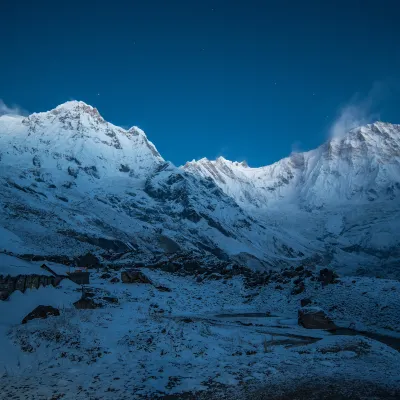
[[110, 277, 120, 283], [298, 307, 337, 330], [282, 269, 297, 278], [76, 252, 100, 269], [0, 291, 10, 301], [291, 282, 305, 295], [156, 286, 171, 292], [22, 305, 60, 324], [100, 273, 111, 279], [73, 297, 102, 309], [121, 269, 153, 284], [301, 298, 312, 307], [319, 268, 338, 286], [207, 273, 223, 280], [102, 296, 119, 304]]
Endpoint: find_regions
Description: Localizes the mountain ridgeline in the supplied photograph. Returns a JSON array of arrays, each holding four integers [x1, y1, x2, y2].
[[1, 101, 399, 277]]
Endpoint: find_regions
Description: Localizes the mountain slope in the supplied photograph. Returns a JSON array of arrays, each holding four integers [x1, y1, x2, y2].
[[0, 101, 313, 268], [183, 122, 400, 209], [0, 102, 399, 277], [183, 122, 400, 277]]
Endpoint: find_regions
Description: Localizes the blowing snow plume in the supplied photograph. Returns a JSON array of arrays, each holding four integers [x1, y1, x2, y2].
[[0, 99, 27, 116], [329, 82, 387, 138]]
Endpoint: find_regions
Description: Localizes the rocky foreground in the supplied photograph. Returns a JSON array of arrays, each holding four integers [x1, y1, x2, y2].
[[1, 254, 400, 399]]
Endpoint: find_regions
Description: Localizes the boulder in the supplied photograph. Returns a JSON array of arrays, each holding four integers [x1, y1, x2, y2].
[[73, 297, 101, 309], [291, 282, 305, 295], [298, 307, 336, 330], [156, 285, 171, 292], [76, 252, 100, 269], [301, 298, 312, 307], [121, 269, 153, 284], [102, 296, 119, 304], [0, 291, 9, 301], [22, 305, 60, 324], [319, 268, 338, 286]]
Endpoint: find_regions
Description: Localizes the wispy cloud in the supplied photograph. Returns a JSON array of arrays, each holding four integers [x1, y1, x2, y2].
[[0, 99, 28, 117], [329, 82, 387, 138], [290, 140, 304, 154]]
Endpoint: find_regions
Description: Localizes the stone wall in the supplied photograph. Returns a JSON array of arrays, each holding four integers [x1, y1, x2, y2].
[[0, 274, 61, 300]]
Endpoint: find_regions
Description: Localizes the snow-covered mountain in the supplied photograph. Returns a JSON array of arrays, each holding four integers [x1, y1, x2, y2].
[[0, 101, 399, 277], [183, 122, 400, 210], [184, 122, 400, 277], [0, 101, 307, 268]]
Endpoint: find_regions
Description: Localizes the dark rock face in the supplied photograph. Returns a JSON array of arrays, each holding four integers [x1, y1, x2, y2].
[[76, 252, 100, 269], [0, 291, 9, 301], [301, 298, 312, 307], [73, 297, 101, 309], [156, 286, 171, 292], [319, 268, 338, 286], [121, 269, 153, 284], [119, 164, 130, 172], [22, 305, 60, 324], [102, 296, 119, 304], [291, 282, 305, 295], [298, 307, 337, 330], [0, 274, 58, 300]]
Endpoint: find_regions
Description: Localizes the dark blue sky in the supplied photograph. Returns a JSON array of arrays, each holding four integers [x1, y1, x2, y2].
[[1, 0, 399, 166]]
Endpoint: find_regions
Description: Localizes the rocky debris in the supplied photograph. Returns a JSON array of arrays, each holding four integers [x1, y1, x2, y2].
[[156, 286, 171, 292], [0, 274, 59, 300], [16, 253, 71, 265], [319, 268, 339, 286], [73, 297, 102, 309], [298, 307, 337, 330], [76, 252, 100, 269], [110, 277, 120, 283], [291, 282, 305, 295], [121, 269, 153, 284], [22, 305, 60, 324], [100, 273, 111, 279], [301, 298, 312, 307], [0, 291, 10, 301], [102, 296, 119, 304]]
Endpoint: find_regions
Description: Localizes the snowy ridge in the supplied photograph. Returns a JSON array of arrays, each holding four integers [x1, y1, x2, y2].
[[0, 102, 400, 277], [183, 122, 400, 209]]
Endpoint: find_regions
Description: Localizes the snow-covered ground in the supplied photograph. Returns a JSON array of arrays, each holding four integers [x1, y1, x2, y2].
[[1, 267, 399, 399]]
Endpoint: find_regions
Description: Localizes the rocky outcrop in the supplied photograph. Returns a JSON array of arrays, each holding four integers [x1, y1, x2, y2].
[[121, 269, 153, 284], [298, 307, 337, 330], [0, 274, 61, 300], [319, 268, 339, 286], [73, 297, 102, 309], [76, 252, 100, 269], [22, 305, 60, 324]]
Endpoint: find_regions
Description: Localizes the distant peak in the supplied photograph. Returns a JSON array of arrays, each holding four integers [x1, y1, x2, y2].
[[55, 100, 91, 110], [54, 100, 101, 116]]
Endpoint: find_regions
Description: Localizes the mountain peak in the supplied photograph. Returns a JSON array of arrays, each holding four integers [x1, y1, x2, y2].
[[55, 100, 91, 110]]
